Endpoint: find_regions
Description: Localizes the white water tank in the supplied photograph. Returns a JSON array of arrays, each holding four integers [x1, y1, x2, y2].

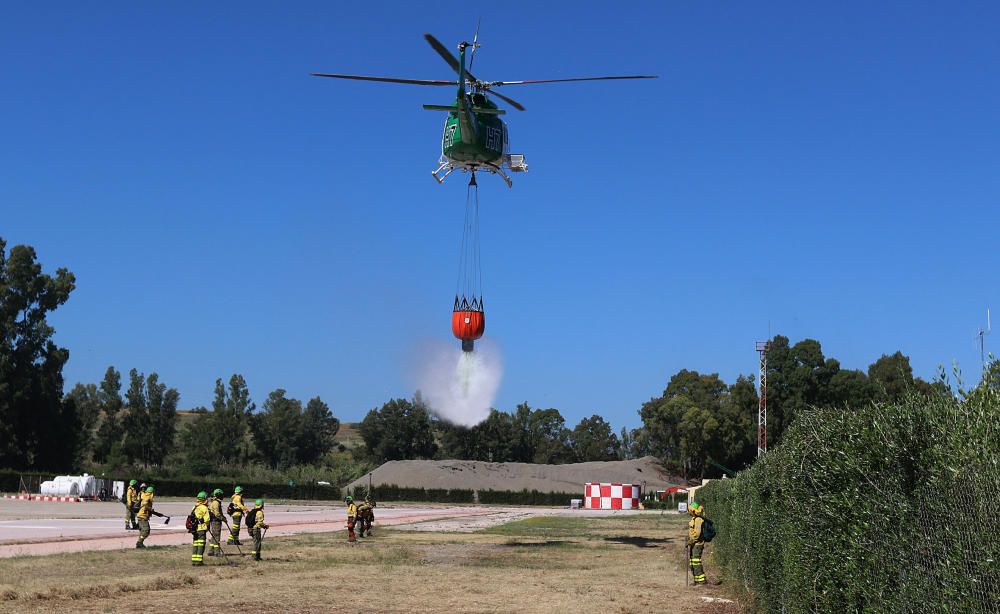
[[39, 474, 98, 497]]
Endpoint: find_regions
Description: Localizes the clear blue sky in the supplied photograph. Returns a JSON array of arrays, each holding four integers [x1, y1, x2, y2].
[[3, 2, 998, 430]]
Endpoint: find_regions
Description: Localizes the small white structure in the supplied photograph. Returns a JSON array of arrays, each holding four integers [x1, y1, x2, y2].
[[40, 474, 99, 498], [584, 483, 641, 510]]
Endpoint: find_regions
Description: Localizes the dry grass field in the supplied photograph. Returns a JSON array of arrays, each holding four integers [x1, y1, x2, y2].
[[0, 512, 740, 613]]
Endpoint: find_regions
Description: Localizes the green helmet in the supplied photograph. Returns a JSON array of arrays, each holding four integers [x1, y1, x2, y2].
[[197, 490, 208, 500], [129, 479, 137, 486], [146, 486, 154, 493], [212, 488, 224, 497], [345, 496, 353, 503], [255, 498, 263, 506], [234, 486, 243, 494]]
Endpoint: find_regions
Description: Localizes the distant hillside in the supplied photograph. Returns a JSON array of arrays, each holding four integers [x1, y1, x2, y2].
[[346, 456, 683, 494], [335, 422, 363, 449]]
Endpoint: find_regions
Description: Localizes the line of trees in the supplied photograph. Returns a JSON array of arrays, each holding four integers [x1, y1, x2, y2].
[[68, 369, 342, 474], [358, 336, 958, 480], [2, 237, 993, 484], [358, 397, 621, 465]]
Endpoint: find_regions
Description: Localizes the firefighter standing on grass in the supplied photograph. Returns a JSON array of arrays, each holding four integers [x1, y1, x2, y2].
[[191, 491, 211, 566], [124, 479, 139, 531], [249, 499, 269, 561], [687, 501, 708, 586], [229, 486, 248, 545], [207, 488, 225, 557], [135, 486, 155, 549], [345, 496, 358, 542], [357, 496, 375, 538]]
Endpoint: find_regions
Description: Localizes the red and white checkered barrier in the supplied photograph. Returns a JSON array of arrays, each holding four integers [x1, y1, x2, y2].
[[3, 494, 82, 502], [584, 483, 640, 510]]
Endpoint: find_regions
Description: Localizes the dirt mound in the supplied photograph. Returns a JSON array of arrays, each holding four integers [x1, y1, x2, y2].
[[347, 456, 682, 494]]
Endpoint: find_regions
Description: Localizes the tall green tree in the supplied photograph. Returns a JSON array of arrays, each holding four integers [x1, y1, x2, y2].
[[0, 238, 78, 470], [92, 366, 124, 464], [765, 336, 844, 446], [509, 402, 535, 462], [178, 409, 216, 474], [66, 382, 100, 462], [298, 396, 339, 464], [715, 375, 758, 471], [211, 374, 255, 463], [570, 415, 620, 462], [438, 409, 515, 461], [121, 369, 179, 467], [359, 397, 437, 462], [528, 408, 572, 464], [249, 389, 303, 469], [868, 351, 915, 402]]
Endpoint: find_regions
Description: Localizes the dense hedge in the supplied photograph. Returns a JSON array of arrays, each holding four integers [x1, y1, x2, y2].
[[346, 484, 474, 503], [134, 478, 343, 500], [477, 489, 579, 506], [344, 484, 580, 506], [698, 384, 1000, 613], [2, 471, 583, 507]]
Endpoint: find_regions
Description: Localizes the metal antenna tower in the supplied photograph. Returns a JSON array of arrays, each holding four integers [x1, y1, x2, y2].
[[755, 340, 771, 457], [977, 307, 992, 373]]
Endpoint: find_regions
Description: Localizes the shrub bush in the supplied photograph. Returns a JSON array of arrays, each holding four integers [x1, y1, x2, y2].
[[698, 384, 1000, 613], [343, 485, 580, 506]]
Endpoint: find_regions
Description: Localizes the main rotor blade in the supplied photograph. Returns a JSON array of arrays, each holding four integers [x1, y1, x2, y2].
[[485, 88, 525, 112], [311, 73, 458, 86], [487, 75, 658, 86], [423, 33, 479, 82], [468, 18, 481, 73]]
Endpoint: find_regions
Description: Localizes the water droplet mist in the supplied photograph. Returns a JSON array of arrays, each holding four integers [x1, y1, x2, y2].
[[416, 340, 502, 427]]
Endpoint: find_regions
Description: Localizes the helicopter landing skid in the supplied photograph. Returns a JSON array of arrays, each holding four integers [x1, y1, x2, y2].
[[484, 162, 513, 188], [432, 159, 513, 188], [431, 160, 455, 184]]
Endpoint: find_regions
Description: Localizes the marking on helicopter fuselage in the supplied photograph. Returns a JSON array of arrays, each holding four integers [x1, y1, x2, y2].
[[485, 126, 503, 152], [443, 124, 458, 149]]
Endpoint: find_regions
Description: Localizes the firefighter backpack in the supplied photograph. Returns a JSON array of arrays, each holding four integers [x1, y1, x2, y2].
[[701, 518, 717, 542], [185, 509, 199, 534], [244, 508, 258, 529]]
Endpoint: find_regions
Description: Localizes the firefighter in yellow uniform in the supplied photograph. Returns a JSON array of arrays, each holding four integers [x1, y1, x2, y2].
[[687, 501, 707, 585], [124, 480, 139, 531], [249, 499, 269, 561], [207, 488, 225, 557], [191, 491, 211, 566], [346, 496, 358, 542], [135, 486, 155, 549], [228, 486, 248, 545]]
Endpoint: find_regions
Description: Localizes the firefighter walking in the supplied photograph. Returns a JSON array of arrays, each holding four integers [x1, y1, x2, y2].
[[249, 499, 269, 561], [135, 486, 155, 549], [190, 492, 211, 566], [207, 488, 225, 557], [228, 486, 248, 545], [124, 479, 139, 531], [357, 496, 375, 538], [345, 496, 358, 542], [687, 502, 708, 586]]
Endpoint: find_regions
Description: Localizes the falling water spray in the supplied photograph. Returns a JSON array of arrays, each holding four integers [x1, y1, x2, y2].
[[416, 340, 502, 427]]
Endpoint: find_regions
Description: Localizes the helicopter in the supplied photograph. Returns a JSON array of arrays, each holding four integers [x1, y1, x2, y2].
[[313, 32, 656, 187]]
